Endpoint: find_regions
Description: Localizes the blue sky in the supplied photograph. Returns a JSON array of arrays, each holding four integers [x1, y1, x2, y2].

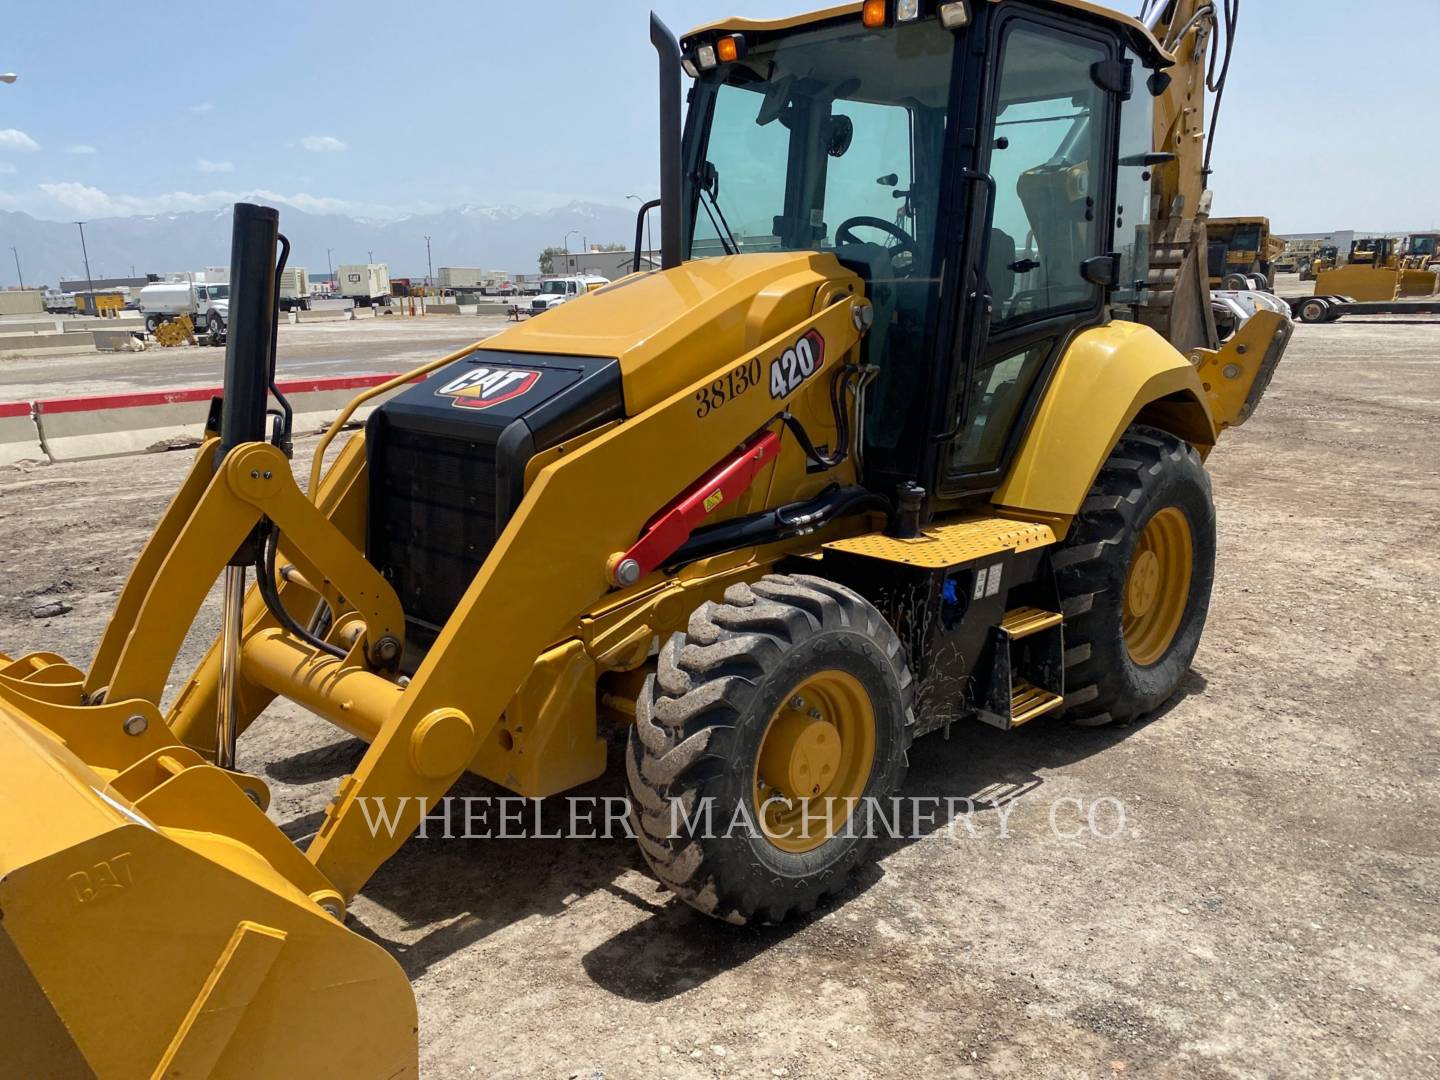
[[1, 0, 1437, 232]]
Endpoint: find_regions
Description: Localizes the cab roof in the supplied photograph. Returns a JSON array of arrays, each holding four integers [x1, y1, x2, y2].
[[685, 0, 1174, 68]]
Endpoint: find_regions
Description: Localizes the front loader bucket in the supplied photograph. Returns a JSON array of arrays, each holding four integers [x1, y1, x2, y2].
[[0, 666, 417, 1078]]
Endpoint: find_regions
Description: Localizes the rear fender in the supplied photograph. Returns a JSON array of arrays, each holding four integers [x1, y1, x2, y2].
[[994, 321, 1216, 523]]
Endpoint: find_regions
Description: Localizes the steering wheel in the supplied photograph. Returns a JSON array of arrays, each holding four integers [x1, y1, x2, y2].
[[835, 215, 918, 275]]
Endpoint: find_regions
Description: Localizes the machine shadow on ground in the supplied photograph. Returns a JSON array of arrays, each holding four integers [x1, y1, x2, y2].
[[259, 671, 1205, 994]]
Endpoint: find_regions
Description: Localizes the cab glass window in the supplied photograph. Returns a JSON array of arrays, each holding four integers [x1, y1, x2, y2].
[[986, 25, 1108, 328]]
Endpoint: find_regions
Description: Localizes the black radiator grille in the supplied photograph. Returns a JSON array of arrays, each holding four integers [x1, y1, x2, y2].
[[370, 426, 497, 637]]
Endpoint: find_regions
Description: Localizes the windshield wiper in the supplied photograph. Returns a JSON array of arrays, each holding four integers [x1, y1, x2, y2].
[[695, 161, 739, 256]]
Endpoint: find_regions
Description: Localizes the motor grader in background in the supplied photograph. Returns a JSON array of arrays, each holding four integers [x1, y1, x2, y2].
[[0, 0, 1288, 1074]]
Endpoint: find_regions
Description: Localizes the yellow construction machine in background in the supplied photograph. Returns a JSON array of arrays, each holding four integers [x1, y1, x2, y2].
[[1315, 237, 1438, 302], [1206, 216, 1283, 290], [0, 1, 1291, 1073]]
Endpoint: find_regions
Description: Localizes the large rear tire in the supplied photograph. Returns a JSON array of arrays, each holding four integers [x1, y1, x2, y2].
[[628, 574, 914, 924], [1054, 426, 1216, 727]]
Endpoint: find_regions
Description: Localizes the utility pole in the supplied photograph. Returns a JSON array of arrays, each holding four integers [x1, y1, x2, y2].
[[75, 221, 95, 297], [326, 248, 334, 288], [367, 249, 373, 264], [10, 246, 22, 290], [424, 235, 433, 289]]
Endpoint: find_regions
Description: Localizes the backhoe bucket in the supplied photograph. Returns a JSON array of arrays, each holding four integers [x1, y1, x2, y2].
[[0, 660, 417, 1078]]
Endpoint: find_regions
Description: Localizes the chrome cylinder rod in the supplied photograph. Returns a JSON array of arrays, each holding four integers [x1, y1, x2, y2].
[[216, 565, 246, 769]]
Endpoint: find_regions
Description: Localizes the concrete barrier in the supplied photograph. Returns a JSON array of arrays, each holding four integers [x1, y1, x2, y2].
[[0, 318, 62, 333], [62, 316, 143, 332], [0, 401, 45, 467], [424, 303, 462, 315], [0, 331, 97, 355], [34, 373, 412, 463], [294, 308, 353, 323], [94, 329, 146, 351]]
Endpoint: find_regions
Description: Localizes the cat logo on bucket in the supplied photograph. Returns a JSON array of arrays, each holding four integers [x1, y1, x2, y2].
[[436, 366, 541, 410]]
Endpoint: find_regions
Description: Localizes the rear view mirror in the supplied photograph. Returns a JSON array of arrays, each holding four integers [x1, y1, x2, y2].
[[1080, 253, 1120, 287]]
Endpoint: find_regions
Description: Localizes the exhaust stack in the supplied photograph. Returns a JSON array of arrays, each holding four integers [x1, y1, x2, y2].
[[649, 12, 683, 270], [218, 202, 280, 460]]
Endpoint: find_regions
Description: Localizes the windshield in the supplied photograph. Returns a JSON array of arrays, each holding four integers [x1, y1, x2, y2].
[[1410, 236, 1436, 255], [1227, 226, 1262, 252], [685, 17, 953, 264], [208, 284, 230, 299], [540, 280, 567, 295]]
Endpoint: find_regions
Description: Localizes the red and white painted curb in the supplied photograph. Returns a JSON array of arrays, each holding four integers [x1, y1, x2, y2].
[[2, 373, 414, 466]]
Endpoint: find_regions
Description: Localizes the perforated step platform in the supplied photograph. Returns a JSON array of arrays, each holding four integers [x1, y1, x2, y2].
[[1009, 680, 1065, 726], [823, 517, 1056, 569], [1001, 606, 1063, 640]]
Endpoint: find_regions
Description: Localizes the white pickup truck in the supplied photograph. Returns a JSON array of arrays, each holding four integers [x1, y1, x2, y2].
[[137, 281, 229, 338], [526, 275, 608, 315]]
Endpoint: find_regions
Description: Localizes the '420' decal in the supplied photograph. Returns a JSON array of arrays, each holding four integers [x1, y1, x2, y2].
[[769, 329, 825, 400]]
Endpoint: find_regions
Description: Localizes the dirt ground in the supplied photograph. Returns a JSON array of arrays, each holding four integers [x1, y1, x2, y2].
[[0, 311, 1437, 1079]]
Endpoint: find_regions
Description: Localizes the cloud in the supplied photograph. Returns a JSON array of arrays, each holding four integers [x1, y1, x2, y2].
[[4, 180, 420, 221], [300, 135, 347, 153], [0, 129, 39, 152], [189, 102, 215, 114], [196, 159, 234, 173], [66, 144, 97, 155]]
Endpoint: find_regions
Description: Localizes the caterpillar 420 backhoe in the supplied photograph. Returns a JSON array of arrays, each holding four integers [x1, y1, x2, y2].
[[0, 1, 1288, 1074]]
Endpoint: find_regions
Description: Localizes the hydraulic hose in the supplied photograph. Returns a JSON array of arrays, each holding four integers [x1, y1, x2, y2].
[[268, 233, 295, 452], [1202, 0, 1239, 181], [665, 484, 889, 570], [255, 527, 347, 660]]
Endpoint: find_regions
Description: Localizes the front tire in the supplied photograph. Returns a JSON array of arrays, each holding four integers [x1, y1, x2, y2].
[[628, 574, 914, 924], [1054, 426, 1216, 727]]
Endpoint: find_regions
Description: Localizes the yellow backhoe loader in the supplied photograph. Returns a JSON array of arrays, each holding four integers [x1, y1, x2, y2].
[[1, 1, 1288, 1074]]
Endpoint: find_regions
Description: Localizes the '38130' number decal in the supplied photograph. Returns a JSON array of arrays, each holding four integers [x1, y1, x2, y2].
[[693, 329, 828, 418], [769, 329, 825, 399]]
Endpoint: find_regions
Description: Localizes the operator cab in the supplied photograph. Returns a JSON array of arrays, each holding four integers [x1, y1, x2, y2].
[[680, 0, 1166, 500]]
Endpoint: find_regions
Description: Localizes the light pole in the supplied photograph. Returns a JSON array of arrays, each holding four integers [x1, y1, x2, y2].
[[75, 221, 95, 298], [326, 247, 334, 288], [10, 246, 22, 290], [628, 194, 653, 266], [424, 235, 433, 289], [563, 229, 581, 276]]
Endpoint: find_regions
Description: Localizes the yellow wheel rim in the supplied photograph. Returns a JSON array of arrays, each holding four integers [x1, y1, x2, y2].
[[1122, 506, 1193, 667], [752, 670, 876, 854]]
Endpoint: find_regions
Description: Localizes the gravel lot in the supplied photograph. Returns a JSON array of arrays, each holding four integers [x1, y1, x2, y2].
[[0, 311, 511, 400], [0, 308, 1436, 1078]]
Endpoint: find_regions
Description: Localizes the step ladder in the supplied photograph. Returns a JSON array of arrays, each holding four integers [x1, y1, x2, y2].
[[978, 606, 1065, 730]]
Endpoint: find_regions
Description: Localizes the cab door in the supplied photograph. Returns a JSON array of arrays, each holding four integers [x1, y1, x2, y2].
[[940, 11, 1123, 496]]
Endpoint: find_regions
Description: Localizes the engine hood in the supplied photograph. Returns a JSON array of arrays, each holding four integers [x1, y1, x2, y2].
[[484, 252, 859, 415]]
